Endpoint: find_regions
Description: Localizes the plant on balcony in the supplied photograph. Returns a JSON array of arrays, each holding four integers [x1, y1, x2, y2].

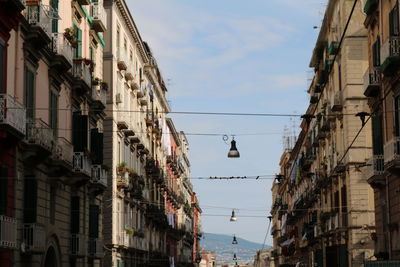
[[101, 81, 109, 91], [117, 162, 128, 172], [124, 224, 135, 235], [64, 27, 77, 48], [92, 77, 102, 85]]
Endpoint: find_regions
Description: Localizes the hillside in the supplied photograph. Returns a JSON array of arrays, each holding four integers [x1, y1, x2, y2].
[[201, 233, 272, 265]]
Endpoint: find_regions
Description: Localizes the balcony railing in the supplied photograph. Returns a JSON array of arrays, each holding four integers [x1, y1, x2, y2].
[[91, 2, 107, 32], [51, 33, 74, 66], [0, 93, 26, 136], [91, 87, 107, 107], [26, 118, 54, 152], [91, 165, 107, 187], [365, 155, 384, 181], [117, 50, 128, 71], [88, 238, 104, 258], [0, 215, 17, 250], [365, 261, 400, 267], [53, 137, 73, 166], [380, 36, 400, 75], [331, 91, 343, 112], [24, 4, 56, 39], [70, 234, 86, 257], [384, 137, 400, 165], [73, 60, 92, 88], [73, 152, 91, 177], [363, 68, 381, 97], [23, 223, 46, 254]]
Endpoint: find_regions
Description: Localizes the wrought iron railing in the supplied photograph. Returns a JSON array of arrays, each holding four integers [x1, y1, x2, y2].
[[51, 33, 74, 66], [0, 215, 17, 249], [23, 223, 46, 253], [0, 93, 26, 135]]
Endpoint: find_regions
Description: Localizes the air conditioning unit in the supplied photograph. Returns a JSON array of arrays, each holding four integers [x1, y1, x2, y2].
[[116, 93, 122, 104]]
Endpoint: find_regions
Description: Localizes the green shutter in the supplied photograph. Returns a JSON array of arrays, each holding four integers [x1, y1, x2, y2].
[[89, 205, 99, 238], [71, 196, 80, 234], [50, 90, 58, 136], [24, 176, 37, 223], [0, 165, 8, 215], [74, 26, 82, 58], [51, 0, 58, 33]]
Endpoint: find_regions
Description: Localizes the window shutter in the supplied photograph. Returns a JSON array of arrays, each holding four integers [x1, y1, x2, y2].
[[0, 165, 8, 215], [71, 196, 80, 234], [73, 113, 83, 152], [74, 26, 82, 58], [25, 67, 35, 119], [0, 40, 4, 93], [91, 128, 103, 164], [81, 115, 88, 151], [372, 114, 384, 155], [24, 176, 37, 223], [89, 205, 99, 238], [395, 3, 400, 36], [50, 90, 58, 135]]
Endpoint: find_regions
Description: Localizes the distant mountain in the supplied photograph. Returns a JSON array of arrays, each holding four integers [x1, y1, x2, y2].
[[201, 233, 272, 265]]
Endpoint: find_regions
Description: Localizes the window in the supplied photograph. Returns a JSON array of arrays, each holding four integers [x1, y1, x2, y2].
[[0, 39, 4, 93], [390, 3, 400, 36], [372, 37, 381, 67], [117, 26, 120, 57], [0, 165, 8, 215], [91, 128, 103, 165], [394, 95, 400, 136], [51, 0, 58, 33], [50, 186, 56, 224], [89, 205, 99, 238], [72, 113, 88, 152], [24, 176, 37, 223], [372, 113, 384, 155], [49, 89, 58, 136], [24, 66, 35, 120], [74, 25, 82, 58], [71, 196, 80, 234]]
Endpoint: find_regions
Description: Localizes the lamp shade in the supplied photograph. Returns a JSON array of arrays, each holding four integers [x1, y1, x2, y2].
[[232, 235, 238, 244], [230, 210, 237, 222], [228, 139, 240, 158]]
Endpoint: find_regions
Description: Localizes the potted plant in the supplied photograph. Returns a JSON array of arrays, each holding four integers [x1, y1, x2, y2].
[[92, 77, 101, 85], [117, 162, 128, 172]]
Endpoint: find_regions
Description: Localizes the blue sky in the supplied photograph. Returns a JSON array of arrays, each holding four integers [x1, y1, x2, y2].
[[129, 0, 327, 245]]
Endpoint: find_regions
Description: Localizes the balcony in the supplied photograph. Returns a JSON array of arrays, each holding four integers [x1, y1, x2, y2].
[[116, 168, 130, 189], [331, 91, 343, 112], [88, 238, 104, 259], [50, 33, 73, 71], [72, 152, 92, 178], [136, 88, 145, 98], [72, 59, 92, 94], [117, 51, 128, 71], [117, 112, 129, 130], [380, 36, 400, 76], [0, 215, 17, 250], [0, 93, 26, 138], [363, 68, 381, 97], [365, 155, 385, 187], [70, 234, 86, 258], [24, 4, 55, 45], [91, 2, 107, 32], [90, 165, 107, 191], [384, 136, 400, 173], [25, 118, 54, 157], [125, 62, 134, 81], [22, 223, 46, 254], [52, 137, 73, 169], [91, 86, 107, 110]]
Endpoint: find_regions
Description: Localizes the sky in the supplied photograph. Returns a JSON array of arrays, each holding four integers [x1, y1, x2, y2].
[[129, 0, 327, 245]]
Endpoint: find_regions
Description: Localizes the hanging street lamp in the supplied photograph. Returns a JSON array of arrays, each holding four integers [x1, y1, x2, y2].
[[227, 137, 240, 158], [232, 234, 238, 244], [230, 210, 237, 222]]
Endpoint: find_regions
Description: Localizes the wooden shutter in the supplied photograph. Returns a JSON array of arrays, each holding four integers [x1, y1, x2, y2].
[[50, 90, 58, 135], [71, 196, 80, 234], [73, 114, 88, 152], [390, 4, 400, 36], [74, 26, 82, 58], [373, 37, 381, 67], [24, 176, 37, 223], [51, 0, 58, 33], [339, 244, 348, 267], [89, 205, 99, 238], [0, 165, 8, 215]]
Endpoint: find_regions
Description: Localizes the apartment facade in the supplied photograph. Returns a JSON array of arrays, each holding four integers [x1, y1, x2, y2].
[[363, 0, 400, 264], [102, 1, 201, 266], [270, 0, 375, 266], [1, 0, 108, 266]]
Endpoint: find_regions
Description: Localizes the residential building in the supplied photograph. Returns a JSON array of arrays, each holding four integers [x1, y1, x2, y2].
[[253, 249, 275, 267], [363, 0, 400, 264], [102, 1, 201, 267], [270, 0, 375, 266], [1, 0, 108, 266]]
